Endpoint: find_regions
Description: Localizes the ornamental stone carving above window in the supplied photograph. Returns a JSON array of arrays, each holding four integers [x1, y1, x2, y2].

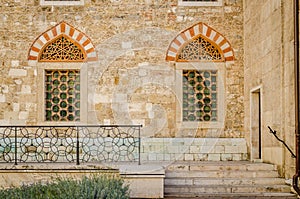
[[39, 36, 85, 62], [177, 36, 223, 61]]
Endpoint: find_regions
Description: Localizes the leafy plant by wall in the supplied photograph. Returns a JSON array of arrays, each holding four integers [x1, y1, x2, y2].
[[0, 174, 129, 199]]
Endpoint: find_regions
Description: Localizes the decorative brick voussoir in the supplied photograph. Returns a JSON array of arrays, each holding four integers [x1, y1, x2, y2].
[[166, 22, 234, 62], [28, 21, 97, 62]]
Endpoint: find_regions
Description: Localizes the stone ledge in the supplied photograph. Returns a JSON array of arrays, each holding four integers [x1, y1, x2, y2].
[[119, 164, 165, 198]]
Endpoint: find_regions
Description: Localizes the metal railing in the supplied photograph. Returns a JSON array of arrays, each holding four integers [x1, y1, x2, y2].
[[0, 125, 142, 165], [268, 126, 296, 158]]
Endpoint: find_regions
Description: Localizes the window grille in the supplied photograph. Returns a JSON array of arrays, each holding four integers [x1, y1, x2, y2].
[[182, 70, 217, 122], [45, 70, 80, 121]]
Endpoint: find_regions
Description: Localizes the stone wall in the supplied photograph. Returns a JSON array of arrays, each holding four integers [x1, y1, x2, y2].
[[244, 0, 295, 178], [0, 0, 244, 138], [141, 137, 248, 162]]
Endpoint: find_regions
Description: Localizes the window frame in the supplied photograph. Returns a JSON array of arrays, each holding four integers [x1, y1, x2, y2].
[[40, 0, 84, 6], [175, 62, 225, 129], [178, 0, 223, 7], [37, 62, 88, 124]]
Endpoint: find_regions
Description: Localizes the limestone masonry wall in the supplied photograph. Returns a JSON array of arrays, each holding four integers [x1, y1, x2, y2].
[[0, 0, 244, 139], [244, 0, 295, 177]]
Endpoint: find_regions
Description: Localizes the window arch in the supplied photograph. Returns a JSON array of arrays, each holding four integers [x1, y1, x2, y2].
[[28, 21, 96, 123], [28, 21, 97, 62], [166, 22, 234, 62]]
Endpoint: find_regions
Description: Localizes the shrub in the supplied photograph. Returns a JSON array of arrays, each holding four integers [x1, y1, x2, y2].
[[0, 174, 130, 199]]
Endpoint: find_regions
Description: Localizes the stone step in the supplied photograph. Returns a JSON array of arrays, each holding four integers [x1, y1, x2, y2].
[[165, 177, 286, 186], [164, 184, 292, 194], [165, 170, 279, 178], [164, 192, 297, 199], [167, 161, 277, 172], [164, 161, 293, 198]]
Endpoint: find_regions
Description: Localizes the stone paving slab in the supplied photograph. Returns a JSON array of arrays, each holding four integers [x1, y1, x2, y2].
[[164, 192, 297, 199]]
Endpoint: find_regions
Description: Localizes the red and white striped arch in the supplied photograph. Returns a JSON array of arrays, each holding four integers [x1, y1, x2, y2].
[[28, 21, 97, 62], [166, 22, 234, 62]]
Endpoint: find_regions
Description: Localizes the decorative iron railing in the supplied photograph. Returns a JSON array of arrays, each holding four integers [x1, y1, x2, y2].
[[268, 126, 296, 158], [0, 125, 141, 165]]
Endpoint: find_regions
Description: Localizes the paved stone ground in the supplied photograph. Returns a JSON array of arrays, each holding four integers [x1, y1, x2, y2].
[[164, 197, 297, 199]]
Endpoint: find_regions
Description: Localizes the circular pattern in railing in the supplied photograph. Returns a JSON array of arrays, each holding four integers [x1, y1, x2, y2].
[[0, 126, 140, 164]]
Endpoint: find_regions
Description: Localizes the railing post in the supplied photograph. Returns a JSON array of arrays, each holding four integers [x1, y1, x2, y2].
[[76, 127, 80, 165], [138, 125, 141, 165], [14, 127, 17, 165]]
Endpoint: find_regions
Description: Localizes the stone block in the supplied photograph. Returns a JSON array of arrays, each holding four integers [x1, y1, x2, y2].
[[148, 153, 157, 161], [174, 154, 184, 161], [4, 111, 18, 120], [0, 94, 5, 103], [238, 145, 248, 153], [199, 146, 214, 153], [208, 154, 220, 161], [21, 85, 31, 94], [92, 93, 112, 103], [156, 154, 164, 161], [196, 153, 208, 161], [232, 154, 242, 161], [113, 94, 127, 103], [140, 153, 149, 161], [163, 153, 171, 161], [203, 138, 223, 146], [138, 69, 147, 77], [120, 165, 165, 198], [166, 146, 181, 154], [13, 103, 20, 112], [221, 154, 233, 161], [225, 146, 239, 154], [231, 138, 247, 145], [1, 85, 8, 93], [189, 146, 200, 153], [8, 69, 27, 77], [148, 111, 154, 118], [214, 146, 225, 153], [121, 41, 132, 49], [11, 60, 19, 67], [184, 154, 194, 161]]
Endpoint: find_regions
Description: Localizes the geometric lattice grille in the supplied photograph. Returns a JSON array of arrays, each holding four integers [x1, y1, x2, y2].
[[45, 70, 80, 121], [39, 36, 85, 62], [178, 36, 222, 61], [182, 70, 217, 122]]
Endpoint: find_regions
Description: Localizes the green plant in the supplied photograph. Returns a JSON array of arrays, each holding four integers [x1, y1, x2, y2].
[[0, 174, 129, 199]]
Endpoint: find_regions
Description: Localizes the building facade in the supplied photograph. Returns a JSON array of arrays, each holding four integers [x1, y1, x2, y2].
[[0, 0, 297, 180]]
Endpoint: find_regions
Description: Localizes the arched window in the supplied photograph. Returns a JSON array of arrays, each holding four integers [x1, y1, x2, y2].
[[28, 21, 97, 123], [166, 22, 234, 127]]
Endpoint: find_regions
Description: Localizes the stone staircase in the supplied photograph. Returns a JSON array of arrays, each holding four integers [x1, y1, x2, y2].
[[164, 161, 297, 198]]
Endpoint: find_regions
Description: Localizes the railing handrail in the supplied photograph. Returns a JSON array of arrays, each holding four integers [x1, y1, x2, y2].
[[0, 124, 143, 128], [268, 126, 296, 158]]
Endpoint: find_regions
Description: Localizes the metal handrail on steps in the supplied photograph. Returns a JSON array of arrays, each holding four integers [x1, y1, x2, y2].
[[268, 126, 296, 158]]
